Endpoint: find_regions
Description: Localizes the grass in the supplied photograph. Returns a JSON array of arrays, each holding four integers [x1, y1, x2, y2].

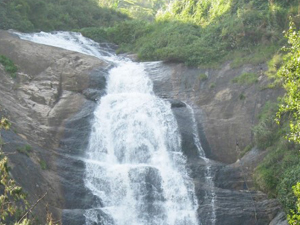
[[39, 160, 47, 170], [252, 101, 300, 212], [229, 44, 281, 68], [239, 93, 246, 100], [0, 55, 17, 78], [209, 82, 216, 89], [198, 73, 208, 81], [232, 72, 258, 85], [240, 144, 254, 158], [17, 144, 32, 157]]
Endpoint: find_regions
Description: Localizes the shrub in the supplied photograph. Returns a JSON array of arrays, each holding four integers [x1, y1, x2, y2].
[[198, 73, 208, 81], [39, 160, 47, 170], [79, 27, 108, 43], [253, 102, 279, 149], [277, 165, 300, 213], [253, 101, 300, 212], [288, 183, 300, 224], [209, 82, 216, 88], [239, 93, 246, 100], [0, 55, 18, 78]]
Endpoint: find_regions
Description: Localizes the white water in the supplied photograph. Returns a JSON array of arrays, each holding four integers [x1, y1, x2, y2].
[[12, 31, 118, 61], [14, 32, 200, 225], [85, 63, 199, 225], [187, 105, 217, 225]]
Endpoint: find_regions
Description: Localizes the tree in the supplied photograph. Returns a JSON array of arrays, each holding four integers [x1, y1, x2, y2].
[[276, 20, 300, 143]]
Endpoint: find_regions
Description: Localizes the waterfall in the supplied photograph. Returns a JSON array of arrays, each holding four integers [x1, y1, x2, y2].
[[187, 105, 217, 225], [85, 62, 199, 225], [14, 32, 200, 225]]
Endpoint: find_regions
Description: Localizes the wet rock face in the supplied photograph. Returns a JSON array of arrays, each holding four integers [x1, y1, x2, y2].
[[0, 30, 286, 225], [145, 62, 282, 164], [171, 101, 286, 225], [152, 65, 287, 225], [0, 30, 110, 222]]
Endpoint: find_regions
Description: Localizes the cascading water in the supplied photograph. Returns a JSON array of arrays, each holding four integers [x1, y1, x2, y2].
[[187, 105, 217, 225], [84, 62, 199, 225], [14, 31, 201, 225]]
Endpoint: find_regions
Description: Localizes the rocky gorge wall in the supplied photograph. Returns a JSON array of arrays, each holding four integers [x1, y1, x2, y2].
[[145, 61, 287, 224], [0, 30, 287, 224], [0, 30, 110, 222], [145, 62, 282, 163]]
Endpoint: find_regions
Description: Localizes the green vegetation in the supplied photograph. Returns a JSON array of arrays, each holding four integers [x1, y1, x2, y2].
[[253, 102, 300, 214], [240, 144, 253, 158], [1, 117, 55, 224], [0, 117, 29, 224], [288, 183, 300, 225], [17, 145, 32, 157], [0, 55, 18, 78], [253, 22, 300, 218], [253, 102, 279, 149], [39, 160, 47, 170], [209, 82, 216, 89], [0, 0, 129, 32], [276, 21, 300, 144], [81, 0, 298, 67], [198, 73, 208, 81], [232, 72, 258, 85], [239, 93, 246, 100], [266, 53, 283, 81], [1, 0, 298, 67], [98, 0, 171, 21], [1, 0, 300, 223]]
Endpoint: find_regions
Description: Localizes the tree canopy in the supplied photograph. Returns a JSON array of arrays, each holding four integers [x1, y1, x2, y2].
[[0, 0, 129, 31]]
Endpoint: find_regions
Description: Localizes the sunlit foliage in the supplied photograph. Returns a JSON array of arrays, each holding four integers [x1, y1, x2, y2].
[[276, 21, 300, 143], [84, 0, 298, 66], [0, 0, 128, 31], [288, 183, 300, 225]]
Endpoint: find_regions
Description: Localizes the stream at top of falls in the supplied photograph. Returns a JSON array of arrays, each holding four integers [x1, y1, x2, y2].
[[14, 31, 216, 225]]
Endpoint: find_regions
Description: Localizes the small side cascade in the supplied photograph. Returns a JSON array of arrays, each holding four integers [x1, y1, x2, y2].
[[186, 104, 217, 225]]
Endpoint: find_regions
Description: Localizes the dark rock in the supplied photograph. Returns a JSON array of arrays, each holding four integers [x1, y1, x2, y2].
[[146, 61, 283, 164], [0, 30, 110, 223], [269, 212, 289, 225], [147, 61, 287, 225], [168, 99, 186, 108], [171, 104, 201, 161], [0, 30, 288, 225]]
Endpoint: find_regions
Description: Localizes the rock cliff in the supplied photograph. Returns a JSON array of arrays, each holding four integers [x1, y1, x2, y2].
[[146, 62, 282, 163], [0, 30, 110, 222], [146, 62, 286, 224], [0, 30, 286, 224]]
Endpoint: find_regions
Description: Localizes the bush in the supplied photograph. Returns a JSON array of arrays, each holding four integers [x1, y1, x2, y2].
[[209, 82, 216, 88], [253, 102, 279, 149], [0, 0, 129, 32], [288, 183, 300, 224], [277, 165, 300, 212], [79, 27, 108, 43], [39, 160, 47, 170], [198, 73, 208, 81], [0, 55, 18, 78], [253, 101, 300, 212]]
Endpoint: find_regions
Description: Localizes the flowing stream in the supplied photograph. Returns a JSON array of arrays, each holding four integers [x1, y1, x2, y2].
[[14, 31, 204, 225], [187, 105, 217, 225]]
